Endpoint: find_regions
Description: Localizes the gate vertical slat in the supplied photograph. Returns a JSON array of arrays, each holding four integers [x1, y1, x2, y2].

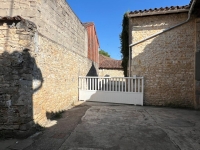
[[117, 78, 118, 91], [104, 79, 106, 91], [91, 78, 93, 90], [125, 79, 126, 92], [119, 78, 121, 92], [128, 78, 130, 92], [97, 78, 99, 90], [89, 78, 91, 90], [131, 78, 133, 92], [84, 78, 88, 90], [119, 78, 121, 91], [82, 77, 83, 90], [81, 77, 83, 90], [138, 79, 140, 92], [90, 78, 93, 90], [93, 78, 94, 90], [95, 78, 98, 90], [113, 78, 115, 91], [109, 78, 111, 91], [101, 78, 103, 91], [95, 78, 97, 90], [92, 78, 95, 90], [122, 78, 123, 92], [94, 78, 95, 90], [103, 79, 105, 91], [134, 79, 136, 92], [142, 78, 144, 93], [112, 78, 114, 91], [106, 78, 108, 91], [115, 78, 118, 91], [115, 78, 117, 91], [78, 78, 81, 89]]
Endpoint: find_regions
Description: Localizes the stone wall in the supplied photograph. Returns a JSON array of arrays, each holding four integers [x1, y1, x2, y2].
[[33, 34, 98, 126], [0, 0, 88, 57], [0, 0, 98, 137], [195, 18, 200, 109], [0, 19, 38, 137], [130, 13, 196, 108], [99, 69, 124, 77]]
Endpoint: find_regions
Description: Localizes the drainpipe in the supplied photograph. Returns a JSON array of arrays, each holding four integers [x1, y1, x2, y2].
[[128, 0, 196, 77]]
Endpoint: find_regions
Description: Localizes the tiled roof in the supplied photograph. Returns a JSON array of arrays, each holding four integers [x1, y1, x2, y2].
[[128, 0, 200, 17], [128, 5, 190, 17], [189, 0, 195, 6], [99, 54, 122, 69]]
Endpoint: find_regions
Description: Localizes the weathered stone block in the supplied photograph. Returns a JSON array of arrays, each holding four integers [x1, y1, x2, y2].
[[20, 123, 29, 131], [21, 74, 32, 80], [0, 9, 8, 16], [0, 124, 20, 130]]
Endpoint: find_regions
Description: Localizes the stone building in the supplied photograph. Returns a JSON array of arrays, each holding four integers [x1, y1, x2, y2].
[[128, 0, 200, 108], [0, 0, 98, 137], [99, 54, 124, 77]]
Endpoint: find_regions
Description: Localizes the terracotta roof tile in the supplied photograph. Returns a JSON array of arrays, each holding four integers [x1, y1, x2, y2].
[[128, 0, 200, 17], [128, 5, 190, 17], [99, 54, 122, 69]]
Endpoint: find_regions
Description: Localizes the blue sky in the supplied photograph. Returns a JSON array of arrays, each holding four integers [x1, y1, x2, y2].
[[66, 0, 190, 60]]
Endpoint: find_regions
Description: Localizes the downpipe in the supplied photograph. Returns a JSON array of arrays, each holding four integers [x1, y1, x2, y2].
[[128, 0, 197, 77]]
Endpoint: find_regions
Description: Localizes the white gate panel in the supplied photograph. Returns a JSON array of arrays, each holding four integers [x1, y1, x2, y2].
[[79, 91, 143, 105], [79, 76, 144, 105]]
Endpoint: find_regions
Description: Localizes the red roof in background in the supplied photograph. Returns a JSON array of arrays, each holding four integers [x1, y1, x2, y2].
[[99, 54, 122, 69]]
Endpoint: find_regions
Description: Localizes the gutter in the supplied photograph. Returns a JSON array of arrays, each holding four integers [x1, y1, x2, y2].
[[128, 0, 197, 77]]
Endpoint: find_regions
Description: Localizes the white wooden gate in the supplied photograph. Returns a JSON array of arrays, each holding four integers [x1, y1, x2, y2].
[[78, 76, 144, 105]]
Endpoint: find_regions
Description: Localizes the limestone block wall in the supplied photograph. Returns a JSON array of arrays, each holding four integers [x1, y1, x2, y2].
[[33, 34, 98, 126], [196, 18, 200, 109], [130, 13, 196, 108], [0, 18, 98, 137], [99, 69, 124, 77], [0, 0, 99, 137], [0, 0, 88, 57], [0, 19, 38, 136]]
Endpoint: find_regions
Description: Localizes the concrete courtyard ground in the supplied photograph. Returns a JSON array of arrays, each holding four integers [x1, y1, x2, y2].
[[1, 102, 200, 150]]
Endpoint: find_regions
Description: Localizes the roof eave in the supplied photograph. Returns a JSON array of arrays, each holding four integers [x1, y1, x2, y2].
[[128, 9, 189, 18], [83, 22, 94, 27]]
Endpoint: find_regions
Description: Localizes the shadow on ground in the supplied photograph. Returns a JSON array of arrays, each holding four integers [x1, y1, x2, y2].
[[1, 101, 200, 150]]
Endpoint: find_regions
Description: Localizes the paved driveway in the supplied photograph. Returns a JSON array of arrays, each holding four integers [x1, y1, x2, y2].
[[59, 102, 200, 150], [2, 102, 200, 150]]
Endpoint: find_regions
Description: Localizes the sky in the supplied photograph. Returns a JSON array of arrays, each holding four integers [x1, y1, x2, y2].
[[66, 0, 190, 60]]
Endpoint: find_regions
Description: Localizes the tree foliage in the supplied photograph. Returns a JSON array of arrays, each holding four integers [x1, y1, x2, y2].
[[99, 49, 110, 57], [120, 13, 129, 77]]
